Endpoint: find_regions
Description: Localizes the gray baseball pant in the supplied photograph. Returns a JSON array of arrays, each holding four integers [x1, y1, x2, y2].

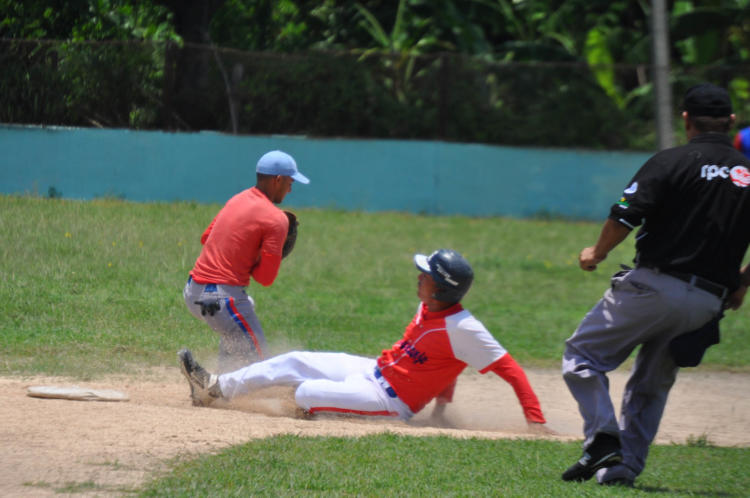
[[562, 267, 722, 480], [184, 277, 267, 373]]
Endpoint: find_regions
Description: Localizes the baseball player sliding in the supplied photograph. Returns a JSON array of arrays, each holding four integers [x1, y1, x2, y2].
[[178, 249, 548, 429], [183, 150, 307, 396]]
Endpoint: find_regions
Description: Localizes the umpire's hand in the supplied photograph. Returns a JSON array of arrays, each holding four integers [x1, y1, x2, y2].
[[726, 285, 748, 310], [579, 246, 606, 271]]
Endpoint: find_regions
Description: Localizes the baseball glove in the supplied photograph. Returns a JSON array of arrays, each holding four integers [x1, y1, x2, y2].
[[282, 210, 298, 258]]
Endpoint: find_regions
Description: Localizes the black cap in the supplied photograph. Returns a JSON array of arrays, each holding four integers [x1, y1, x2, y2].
[[683, 83, 733, 117]]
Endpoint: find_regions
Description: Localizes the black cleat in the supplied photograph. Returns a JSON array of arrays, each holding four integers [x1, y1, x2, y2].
[[562, 432, 623, 482], [600, 477, 634, 488], [177, 348, 223, 406]]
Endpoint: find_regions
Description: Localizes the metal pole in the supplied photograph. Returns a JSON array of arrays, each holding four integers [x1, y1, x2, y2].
[[652, 0, 674, 150]]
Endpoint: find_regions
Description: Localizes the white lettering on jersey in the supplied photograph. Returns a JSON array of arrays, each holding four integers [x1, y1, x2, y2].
[[701, 164, 730, 180], [624, 182, 638, 194], [701, 164, 750, 188]]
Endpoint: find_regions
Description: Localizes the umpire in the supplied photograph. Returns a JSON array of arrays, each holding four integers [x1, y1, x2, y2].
[[561, 83, 750, 487]]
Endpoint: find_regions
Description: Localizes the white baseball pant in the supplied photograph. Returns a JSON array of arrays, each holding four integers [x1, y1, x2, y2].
[[218, 351, 414, 419]]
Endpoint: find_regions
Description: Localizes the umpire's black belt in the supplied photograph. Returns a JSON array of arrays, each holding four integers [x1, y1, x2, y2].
[[373, 367, 398, 398], [640, 266, 728, 300]]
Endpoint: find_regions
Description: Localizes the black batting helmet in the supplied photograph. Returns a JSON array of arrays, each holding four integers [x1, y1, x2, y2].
[[414, 249, 474, 303]]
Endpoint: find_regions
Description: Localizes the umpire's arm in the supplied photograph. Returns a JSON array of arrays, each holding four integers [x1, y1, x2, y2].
[[579, 218, 632, 271], [726, 263, 750, 310]]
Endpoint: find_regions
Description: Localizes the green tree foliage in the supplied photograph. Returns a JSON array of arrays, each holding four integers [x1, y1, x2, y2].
[[1, 0, 90, 38], [208, 0, 318, 51], [670, 0, 750, 123], [3, 0, 750, 145], [1, 0, 179, 41], [0, 1, 180, 128], [4, 0, 750, 68]]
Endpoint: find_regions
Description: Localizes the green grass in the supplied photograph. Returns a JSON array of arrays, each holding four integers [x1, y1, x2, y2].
[[2, 195, 748, 374], [2, 194, 749, 496], [139, 435, 750, 497]]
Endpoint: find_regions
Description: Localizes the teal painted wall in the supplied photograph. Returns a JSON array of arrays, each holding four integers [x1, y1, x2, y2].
[[0, 125, 651, 219]]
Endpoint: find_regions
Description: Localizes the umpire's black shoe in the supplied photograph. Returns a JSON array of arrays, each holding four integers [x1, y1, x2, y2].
[[600, 477, 634, 488], [177, 348, 223, 407], [562, 432, 622, 482]]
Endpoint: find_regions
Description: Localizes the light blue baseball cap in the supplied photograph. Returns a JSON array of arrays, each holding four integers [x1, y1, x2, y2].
[[256, 150, 310, 184]]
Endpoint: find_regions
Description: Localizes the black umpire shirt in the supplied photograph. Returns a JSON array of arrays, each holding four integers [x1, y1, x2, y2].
[[609, 133, 750, 291]]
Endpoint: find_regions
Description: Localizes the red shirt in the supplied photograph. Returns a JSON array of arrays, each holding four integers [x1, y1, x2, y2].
[[190, 187, 288, 287], [377, 302, 545, 423]]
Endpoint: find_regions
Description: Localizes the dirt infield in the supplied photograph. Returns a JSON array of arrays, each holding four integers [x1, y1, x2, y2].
[[1, 367, 748, 497]]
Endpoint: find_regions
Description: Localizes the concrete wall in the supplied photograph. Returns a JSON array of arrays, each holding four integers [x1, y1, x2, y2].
[[0, 124, 651, 219]]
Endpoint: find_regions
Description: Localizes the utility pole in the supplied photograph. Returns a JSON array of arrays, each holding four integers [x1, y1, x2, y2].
[[652, 0, 674, 150]]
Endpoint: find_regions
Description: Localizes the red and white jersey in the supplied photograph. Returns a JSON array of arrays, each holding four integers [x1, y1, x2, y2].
[[376, 302, 507, 414]]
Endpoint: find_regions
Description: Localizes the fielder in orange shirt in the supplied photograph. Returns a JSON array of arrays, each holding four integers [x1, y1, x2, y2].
[[183, 150, 309, 400], [178, 249, 549, 431]]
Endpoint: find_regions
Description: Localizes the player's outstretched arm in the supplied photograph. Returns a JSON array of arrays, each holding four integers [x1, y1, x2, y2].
[[488, 353, 546, 425], [428, 380, 457, 427], [429, 400, 450, 427]]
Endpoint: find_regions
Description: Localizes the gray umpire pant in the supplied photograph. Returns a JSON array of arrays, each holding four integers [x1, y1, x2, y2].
[[562, 267, 722, 481], [184, 277, 267, 373]]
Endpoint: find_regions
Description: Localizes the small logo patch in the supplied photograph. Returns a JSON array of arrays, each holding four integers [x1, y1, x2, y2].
[[435, 263, 459, 286], [702, 164, 750, 187], [730, 166, 750, 188]]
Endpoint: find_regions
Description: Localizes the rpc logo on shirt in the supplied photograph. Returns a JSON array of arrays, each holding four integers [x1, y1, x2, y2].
[[700, 164, 750, 187]]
